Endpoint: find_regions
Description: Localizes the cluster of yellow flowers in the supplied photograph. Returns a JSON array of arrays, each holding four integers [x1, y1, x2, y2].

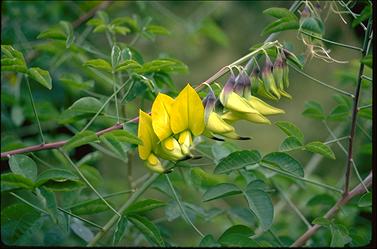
[[138, 49, 292, 173]]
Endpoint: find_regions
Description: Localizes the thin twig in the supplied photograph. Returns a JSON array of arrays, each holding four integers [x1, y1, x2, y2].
[[165, 174, 204, 238], [25, 76, 45, 144], [361, 75, 372, 81], [289, 63, 354, 98], [72, 1, 113, 28], [291, 172, 372, 247], [299, 30, 363, 51], [59, 148, 121, 217], [87, 173, 160, 246], [273, 180, 313, 229]]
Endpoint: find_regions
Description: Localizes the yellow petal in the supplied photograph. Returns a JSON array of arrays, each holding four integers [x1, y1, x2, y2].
[[170, 84, 205, 136], [222, 111, 271, 124], [219, 91, 259, 114], [247, 96, 285, 115], [138, 110, 158, 160], [146, 153, 165, 173], [206, 112, 235, 134], [151, 93, 175, 141]]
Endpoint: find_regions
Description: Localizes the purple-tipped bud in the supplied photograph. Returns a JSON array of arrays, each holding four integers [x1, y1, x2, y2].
[[262, 57, 274, 76], [223, 73, 236, 95], [234, 71, 251, 97], [203, 89, 217, 124]]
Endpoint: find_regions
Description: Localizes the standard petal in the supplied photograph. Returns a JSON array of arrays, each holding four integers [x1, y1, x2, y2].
[[170, 84, 205, 136], [151, 93, 175, 141]]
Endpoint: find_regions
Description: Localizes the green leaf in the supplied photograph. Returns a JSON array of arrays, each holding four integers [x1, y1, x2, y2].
[[1, 173, 35, 192], [327, 105, 349, 121], [243, 183, 273, 231], [63, 131, 99, 151], [11, 105, 25, 126], [35, 168, 83, 192], [59, 96, 103, 124], [111, 44, 121, 68], [302, 101, 325, 120], [202, 183, 242, 202], [111, 17, 139, 31], [84, 59, 112, 72], [300, 17, 324, 34], [113, 25, 131, 35], [279, 136, 303, 152], [218, 225, 258, 247], [307, 194, 336, 207], [358, 192, 372, 208], [60, 73, 94, 91], [125, 199, 166, 214], [191, 168, 229, 189], [69, 199, 110, 215], [99, 135, 126, 158], [218, 224, 253, 238], [262, 16, 299, 36], [115, 59, 142, 72], [37, 26, 66, 40], [312, 217, 331, 226], [263, 7, 296, 19], [359, 108, 372, 120], [113, 216, 128, 245], [214, 150, 261, 174], [1, 203, 42, 245], [27, 67, 52, 90], [137, 58, 188, 74], [219, 233, 259, 247], [59, 21, 74, 48], [128, 214, 165, 246], [199, 234, 221, 247], [101, 129, 142, 145], [352, 5, 371, 28], [262, 152, 304, 177], [70, 220, 94, 242], [330, 223, 352, 247], [38, 187, 58, 223], [275, 121, 304, 143], [145, 25, 170, 35], [361, 55, 372, 68], [304, 141, 335, 159], [9, 154, 37, 181], [79, 164, 103, 187]]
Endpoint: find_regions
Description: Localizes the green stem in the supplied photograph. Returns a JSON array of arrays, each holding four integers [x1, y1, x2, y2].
[[272, 180, 312, 229], [289, 63, 354, 98], [59, 149, 121, 217], [299, 30, 363, 51], [268, 229, 285, 247], [258, 162, 343, 193], [112, 71, 120, 124], [358, 103, 372, 110], [65, 189, 135, 209], [165, 174, 204, 238], [25, 76, 45, 144], [323, 136, 349, 145], [87, 173, 160, 246]]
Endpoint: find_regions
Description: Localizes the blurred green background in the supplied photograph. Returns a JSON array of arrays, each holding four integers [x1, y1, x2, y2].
[[1, 1, 372, 246]]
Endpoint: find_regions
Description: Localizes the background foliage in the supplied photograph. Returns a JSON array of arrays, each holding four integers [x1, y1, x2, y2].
[[1, 0, 373, 247]]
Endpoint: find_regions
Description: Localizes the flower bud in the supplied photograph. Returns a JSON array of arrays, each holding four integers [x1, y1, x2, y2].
[[261, 57, 281, 99], [157, 136, 185, 161], [178, 130, 192, 155], [146, 153, 165, 173]]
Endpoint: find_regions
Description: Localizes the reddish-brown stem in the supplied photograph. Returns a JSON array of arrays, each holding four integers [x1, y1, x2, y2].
[[291, 172, 372, 247], [343, 17, 372, 196]]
